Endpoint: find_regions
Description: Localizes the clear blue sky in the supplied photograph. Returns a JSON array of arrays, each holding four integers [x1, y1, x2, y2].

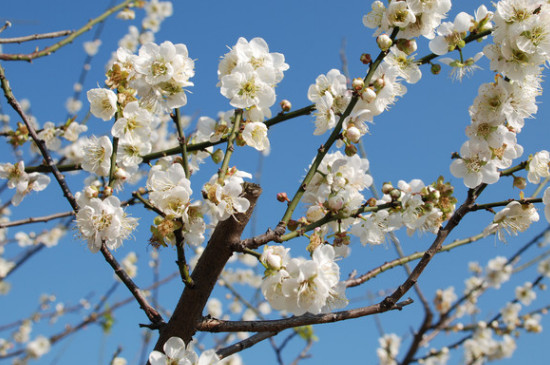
[[1, 1, 550, 364]]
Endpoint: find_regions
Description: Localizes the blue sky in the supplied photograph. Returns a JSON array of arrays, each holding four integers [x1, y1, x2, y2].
[[1, 0, 550, 364]]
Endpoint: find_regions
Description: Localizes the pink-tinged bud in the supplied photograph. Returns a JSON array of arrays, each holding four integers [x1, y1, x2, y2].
[[431, 64, 442, 75], [103, 186, 113, 197], [211, 149, 224, 164], [396, 39, 417, 55], [115, 168, 129, 181], [277, 192, 289, 202], [84, 185, 99, 199], [345, 144, 357, 156], [381, 182, 393, 195], [280, 99, 292, 112], [328, 195, 344, 211], [346, 126, 361, 143], [360, 53, 372, 64], [361, 87, 376, 103], [377, 34, 393, 51], [351, 78, 364, 91]]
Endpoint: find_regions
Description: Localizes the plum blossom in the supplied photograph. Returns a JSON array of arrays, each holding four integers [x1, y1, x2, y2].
[[149, 337, 220, 365], [81, 136, 113, 176], [87, 88, 117, 121], [483, 201, 539, 242], [261, 245, 347, 315], [527, 150, 550, 184], [75, 195, 138, 253]]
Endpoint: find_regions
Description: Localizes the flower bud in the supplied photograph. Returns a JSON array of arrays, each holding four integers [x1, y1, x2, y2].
[[360, 53, 372, 64], [103, 186, 113, 197], [373, 77, 385, 90], [328, 195, 345, 212], [390, 188, 401, 200], [211, 149, 224, 164], [395, 38, 417, 55], [513, 176, 527, 190], [345, 144, 357, 156], [346, 126, 361, 143], [306, 205, 325, 222], [382, 182, 394, 195], [431, 64, 442, 75], [280, 99, 292, 112], [276, 192, 289, 202], [351, 78, 364, 91], [361, 87, 376, 103], [367, 197, 377, 207], [376, 34, 393, 51]]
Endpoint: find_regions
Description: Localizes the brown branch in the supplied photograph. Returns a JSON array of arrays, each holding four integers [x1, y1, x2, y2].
[[0, 64, 79, 211], [151, 182, 262, 353], [216, 332, 278, 359], [100, 244, 164, 327], [0, 0, 136, 61], [196, 298, 413, 333], [380, 184, 486, 311], [0, 30, 74, 44], [0, 211, 74, 229]]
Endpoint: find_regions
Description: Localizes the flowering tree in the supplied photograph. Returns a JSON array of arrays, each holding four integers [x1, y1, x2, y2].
[[1, 0, 550, 364]]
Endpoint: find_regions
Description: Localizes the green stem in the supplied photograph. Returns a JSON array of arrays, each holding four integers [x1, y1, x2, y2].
[[172, 108, 190, 178], [218, 109, 242, 184], [279, 28, 399, 227]]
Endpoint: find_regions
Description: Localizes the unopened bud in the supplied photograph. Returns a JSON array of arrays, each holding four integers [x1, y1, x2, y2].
[[360, 53, 372, 64], [367, 197, 377, 207], [431, 63, 442, 75], [328, 195, 345, 212], [211, 149, 224, 164], [513, 176, 527, 190], [351, 78, 364, 91], [361, 87, 376, 103], [103, 186, 113, 197], [390, 188, 401, 200], [276, 192, 289, 202], [345, 144, 357, 156], [395, 38, 417, 55], [373, 77, 385, 90], [346, 126, 361, 143], [381, 182, 394, 195], [376, 34, 393, 51], [280, 99, 292, 112]]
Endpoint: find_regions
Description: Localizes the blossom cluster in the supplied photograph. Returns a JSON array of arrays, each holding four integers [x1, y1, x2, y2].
[[451, 1, 548, 189], [260, 244, 348, 316], [350, 177, 456, 245], [75, 194, 138, 253], [218, 37, 289, 151], [202, 168, 252, 225], [146, 158, 205, 246]]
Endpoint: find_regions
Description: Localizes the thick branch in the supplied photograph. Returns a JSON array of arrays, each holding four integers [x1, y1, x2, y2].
[[152, 182, 262, 352]]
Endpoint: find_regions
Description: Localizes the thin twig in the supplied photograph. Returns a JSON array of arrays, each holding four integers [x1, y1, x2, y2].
[[0, 30, 74, 44]]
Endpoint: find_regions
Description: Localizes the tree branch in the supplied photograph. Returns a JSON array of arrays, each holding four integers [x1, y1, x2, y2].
[[196, 298, 413, 333]]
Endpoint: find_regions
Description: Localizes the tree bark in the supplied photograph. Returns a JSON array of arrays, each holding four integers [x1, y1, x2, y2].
[[151, 182, 262, 354]]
